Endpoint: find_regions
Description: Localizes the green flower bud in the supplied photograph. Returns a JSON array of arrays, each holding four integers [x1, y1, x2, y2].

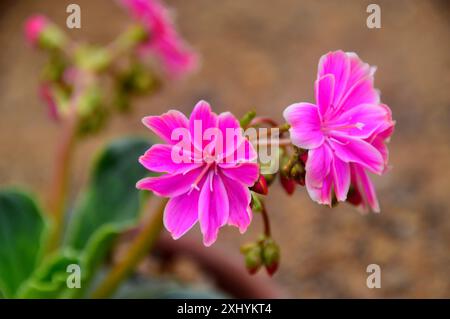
[[75, 45, 111, 72], [262, 238, 280, 276], [250, 192, 263, 213], [239, 110, 256, 128], [242, 243, 262, 275], [39, 25, 67, 50], [262, 173, 276, 186]]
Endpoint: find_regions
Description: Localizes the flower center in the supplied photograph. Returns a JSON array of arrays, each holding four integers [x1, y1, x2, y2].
[[188, 160, 216, 194]]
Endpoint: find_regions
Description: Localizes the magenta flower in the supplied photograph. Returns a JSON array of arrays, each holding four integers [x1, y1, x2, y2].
[[120, 0, 198, 77], [283, 51, 395, 210], [136, 101, 259, 246], [24, 14, 48, 47]]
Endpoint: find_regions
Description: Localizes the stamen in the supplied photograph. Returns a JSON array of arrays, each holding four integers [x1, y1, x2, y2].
[[188, 162, 213, 194], [322, 122, 365, 132], [209, 171, 214, 191]]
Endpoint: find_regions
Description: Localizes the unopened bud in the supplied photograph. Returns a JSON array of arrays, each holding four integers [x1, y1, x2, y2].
[[242, 244, 262, 275], [347, 186, 362, 206], [239, 110, 256, 128], [24, 15, 48, 47], [251, 175, 268, 195], [75, 45, 111, 72], [40, 25, 67, 50], [78, 86, 102, 116], [290, 163, 305, 186], [280, 174, 295, 195], [262, 173, 276, 186], [299, 151, 308, 165], [125, 25, 149, 45], [250, 192, 263, 212], [262, 239, 280, 276]]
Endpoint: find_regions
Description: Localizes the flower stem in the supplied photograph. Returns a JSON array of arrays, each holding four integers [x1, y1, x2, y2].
[[91, 197, 168, 299], [45, 110, 78, 253], [260, 202, 271, 237]]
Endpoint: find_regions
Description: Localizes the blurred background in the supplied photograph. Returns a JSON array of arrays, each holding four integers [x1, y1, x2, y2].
[[0, 0, 449, 298]]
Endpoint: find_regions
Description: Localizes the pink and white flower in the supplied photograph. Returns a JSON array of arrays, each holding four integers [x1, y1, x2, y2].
[[137, 101, 259, 246], [283, 50, 394, 211], [120, 0, 198, 77]]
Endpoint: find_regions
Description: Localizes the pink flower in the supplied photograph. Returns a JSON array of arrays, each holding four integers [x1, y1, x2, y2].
[[136, 101, 259, 246], [24, 15, 48, 46], [283, 51, 394, 210], [120, 0, 198, 77]]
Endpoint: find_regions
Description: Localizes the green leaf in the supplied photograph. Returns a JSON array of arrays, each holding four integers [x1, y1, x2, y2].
[[0, 189, 48, 298], [63, 137, 152, 296], [17, 229, 121, 299], [66, 137, 152, 251], [17, 250, 81, 299]]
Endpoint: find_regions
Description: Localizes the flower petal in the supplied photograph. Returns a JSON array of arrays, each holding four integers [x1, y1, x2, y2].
[[283, 102, 324, 149], [352, 164, 380, 213], [142, 110, 189, 144], [339, 75, 379, 111], [139, 144, 201, 174], [164, 191, 200, 239], [221, 139, 258, 165], [306, 171, 333, 205], [317, 50, 350, 107], [330, 135, 384, 174], [152, 35, 198, 78], [315, 74, 335, 116], [305, 143, 333, 188], [221, 174, 252, 233], [219, 162, 259, 186], [198, 172, 229, 246], [136, 166, 202, 197], [217, 112, 245, 161], [332, 156, 350, 202], [330, 103, 390, 139], [346, 52, 375, 91], [189, 100, 218, 152]]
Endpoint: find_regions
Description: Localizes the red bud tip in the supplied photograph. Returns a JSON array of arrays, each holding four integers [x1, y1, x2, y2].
[[280, 175, 295, 195], [251, 175, 268, 195]]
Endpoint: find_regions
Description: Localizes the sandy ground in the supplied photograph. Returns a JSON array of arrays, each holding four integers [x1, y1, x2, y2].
[[0, 0, 449, 297]]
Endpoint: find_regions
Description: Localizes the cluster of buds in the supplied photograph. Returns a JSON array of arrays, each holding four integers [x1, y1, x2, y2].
[[241, 237, 280, 276]]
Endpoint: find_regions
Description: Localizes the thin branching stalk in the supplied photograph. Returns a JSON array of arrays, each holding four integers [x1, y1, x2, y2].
[[91, 197, 168, 298]]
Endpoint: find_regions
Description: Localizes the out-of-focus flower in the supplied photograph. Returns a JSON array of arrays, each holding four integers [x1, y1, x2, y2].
[[24, 15, 48, 47], [39, 83, 60, 121], [24, 14, 66, 50], [283, 51, 394, 210], [120, 0, 198, 77], [137, 101, 259, 246]]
